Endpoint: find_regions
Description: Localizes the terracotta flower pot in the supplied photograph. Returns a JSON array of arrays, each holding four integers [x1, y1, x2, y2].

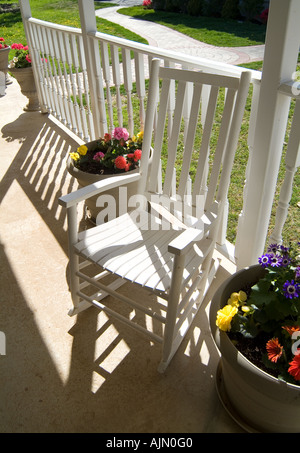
[[209, 265, 300, 433], [9, 66, 40, 111]]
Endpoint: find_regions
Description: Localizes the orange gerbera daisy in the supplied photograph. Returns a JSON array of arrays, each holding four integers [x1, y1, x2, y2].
[[288, 355, 300, 381], [282, 325, 300, 336], [266, 338, 283, 363]]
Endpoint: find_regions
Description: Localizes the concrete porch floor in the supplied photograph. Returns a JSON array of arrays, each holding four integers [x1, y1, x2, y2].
[[0, 79, 244, 433]]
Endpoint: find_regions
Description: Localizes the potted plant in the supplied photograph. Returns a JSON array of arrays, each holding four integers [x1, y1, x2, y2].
[[210, 242, 300, 432], [67, 127, 146, 222], [0, 37, 11, 90], [8, 43, 40, 111]]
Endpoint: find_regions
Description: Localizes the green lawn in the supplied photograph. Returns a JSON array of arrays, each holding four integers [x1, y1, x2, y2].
[[0, 0, 148, 47]]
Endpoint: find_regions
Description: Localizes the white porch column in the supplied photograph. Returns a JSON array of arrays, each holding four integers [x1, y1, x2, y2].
[[77, 0, 101, 139], [235, 0, 300, 269]]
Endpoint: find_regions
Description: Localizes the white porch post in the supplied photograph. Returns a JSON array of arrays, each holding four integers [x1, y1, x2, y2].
[[235, 0, 300, 269], [77, 0, 101, 139]]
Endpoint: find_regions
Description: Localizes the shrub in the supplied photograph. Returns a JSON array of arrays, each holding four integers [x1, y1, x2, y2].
[[152, 0, 166, 10], [239, 0, 264, 20], [202, 0, 226, 17], [187, 0, 203, 16], [222, 0, 239, 19], [165, 0, 182, 12]]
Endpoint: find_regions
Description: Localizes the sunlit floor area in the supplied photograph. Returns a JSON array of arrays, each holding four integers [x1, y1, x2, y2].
[[0, 79, 244, 433]]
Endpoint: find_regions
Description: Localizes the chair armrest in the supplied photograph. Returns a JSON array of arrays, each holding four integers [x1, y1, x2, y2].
[[168, 227, 203, 256], [59, 173, 141, 208]]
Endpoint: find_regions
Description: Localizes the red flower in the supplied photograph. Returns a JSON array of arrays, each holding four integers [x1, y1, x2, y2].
[[11, 43, 24, 50], [266, 338, 283, 363], [134, 149, 142, 161], [115, 155, 127, 170], [288, 355, 300, 381]]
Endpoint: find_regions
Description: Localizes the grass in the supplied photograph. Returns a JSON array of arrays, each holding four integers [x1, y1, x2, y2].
[[0, 0, 148, 47], [119, 6, 266, 47]]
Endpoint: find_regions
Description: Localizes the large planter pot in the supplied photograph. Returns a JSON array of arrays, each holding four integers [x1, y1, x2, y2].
[[209, 265, 300, 433], [67, 141, 142, 223], [9, 66, 40, 111]]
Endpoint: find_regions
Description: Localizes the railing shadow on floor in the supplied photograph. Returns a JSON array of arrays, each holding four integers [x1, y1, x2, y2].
[[0, 110, 239, 432]]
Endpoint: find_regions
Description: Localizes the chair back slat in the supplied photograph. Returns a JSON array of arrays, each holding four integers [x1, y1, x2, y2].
[[141, 62, 251, 224], [163, 80, 187, 196]]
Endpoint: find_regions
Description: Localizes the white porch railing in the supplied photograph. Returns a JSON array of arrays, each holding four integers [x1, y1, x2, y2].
[[18, 0, 299, 268]]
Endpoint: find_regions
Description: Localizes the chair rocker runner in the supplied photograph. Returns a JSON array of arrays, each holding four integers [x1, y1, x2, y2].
[[59, 59, 251, 372]]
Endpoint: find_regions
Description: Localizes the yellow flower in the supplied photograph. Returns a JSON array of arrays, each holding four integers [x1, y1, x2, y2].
[[228, 292, 240, 307], [216, 304, 238, 332], [228, 290, 247, 307], [70, 152, 80, 161], [77, 144, 88, 155], [136, 131, 143, 142], [238, 290, 247, 302]]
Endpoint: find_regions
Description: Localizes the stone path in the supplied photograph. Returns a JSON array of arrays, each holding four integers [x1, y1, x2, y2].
[[95, 3, 265, 65]]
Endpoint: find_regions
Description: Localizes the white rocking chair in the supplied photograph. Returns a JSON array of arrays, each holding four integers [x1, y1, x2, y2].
[[59, 59, 251, 372]]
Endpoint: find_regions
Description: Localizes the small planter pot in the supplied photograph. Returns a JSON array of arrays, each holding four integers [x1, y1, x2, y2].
[[9, 66, 40, 111], [67, 140, 142, 223], [209, 265, 300, 433], [0, 46, 10, 94], [0, 46, 10, 72]]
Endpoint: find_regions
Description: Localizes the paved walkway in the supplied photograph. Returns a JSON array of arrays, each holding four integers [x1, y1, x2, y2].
[[95, 3, 265, 65]]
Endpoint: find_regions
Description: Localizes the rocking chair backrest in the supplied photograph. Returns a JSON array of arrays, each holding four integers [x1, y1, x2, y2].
[[140, 59, 251, 224]]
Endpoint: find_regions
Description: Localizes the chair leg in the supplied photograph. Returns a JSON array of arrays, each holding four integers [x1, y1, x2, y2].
[[66, 205, 91, 316], [158, 254, 185, 372]]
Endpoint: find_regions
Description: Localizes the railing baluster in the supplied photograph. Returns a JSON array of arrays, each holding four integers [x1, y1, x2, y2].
[[134, 51, 146, 131], [100, 41, 114, 133], [90, 39, 107, 137], [269, 98, 300, 244], [76, 35, 92, 142], [111, 44, 123, 128], [122, 48, 134, 135], [57, 30, 72, 129]]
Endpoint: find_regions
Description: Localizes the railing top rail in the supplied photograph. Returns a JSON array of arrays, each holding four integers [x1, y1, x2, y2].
[[27, 17, 82, 36], [279, 79, 300, 99], [27, 16, 261, 83], [91, 30, 262, 82]]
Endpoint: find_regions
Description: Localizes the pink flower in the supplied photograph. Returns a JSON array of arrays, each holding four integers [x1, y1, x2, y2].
[[93, 151, 105, 162], [25, 54, 31, 63], [113, 127, 129, 142]]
